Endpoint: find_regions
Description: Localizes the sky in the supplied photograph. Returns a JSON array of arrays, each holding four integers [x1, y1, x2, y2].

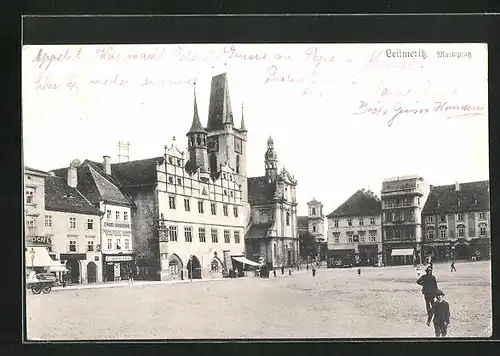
[[22, 43, 489, 216]]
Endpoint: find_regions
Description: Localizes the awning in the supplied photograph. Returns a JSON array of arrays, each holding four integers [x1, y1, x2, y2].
[[25, 247, 62, 268], [391, 248, 415, 256], [232, 256, 262, 267]]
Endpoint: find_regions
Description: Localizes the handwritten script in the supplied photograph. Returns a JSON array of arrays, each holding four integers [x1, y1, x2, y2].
[[25, 44, 487, 124]]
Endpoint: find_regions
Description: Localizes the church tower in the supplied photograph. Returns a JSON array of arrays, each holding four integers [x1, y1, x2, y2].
[[205, 73, 248, 201], [186, 83, 210, 182], [265, 136, 278, 183], [307, 198, 325, 242]]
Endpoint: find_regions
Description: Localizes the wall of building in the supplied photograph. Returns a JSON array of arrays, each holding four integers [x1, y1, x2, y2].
[[127, 186, 159, 280], [100, 202, 133, 253], [46, 210, 103, 283], [327, 215, 383, 253], [24, 171, 46, 239], [422, 211, 491, 241]]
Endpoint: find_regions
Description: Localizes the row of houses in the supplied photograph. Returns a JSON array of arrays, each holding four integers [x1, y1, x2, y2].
[[325, 175, 491, 267], [24, 72, 301, 284]]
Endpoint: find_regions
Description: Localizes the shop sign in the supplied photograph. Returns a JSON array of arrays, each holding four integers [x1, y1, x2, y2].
[[106, 255, 133, 262], [26, 235, 52, 245], [104, 221, 131, 229], [60, 253, 86, 260]]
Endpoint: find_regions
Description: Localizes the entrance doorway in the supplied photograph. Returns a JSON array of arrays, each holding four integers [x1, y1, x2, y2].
[[66, 260, 80, 284], [87, 262, 97, 283], [287, 250, 292, 266], [186, 255, 202, 279], [105, 263, 114, 282]]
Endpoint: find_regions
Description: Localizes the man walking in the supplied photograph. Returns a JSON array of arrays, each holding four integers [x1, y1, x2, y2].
[[417, 266, 439, 316], [450, 260, 456, 272], [426, 289, 450, 337]]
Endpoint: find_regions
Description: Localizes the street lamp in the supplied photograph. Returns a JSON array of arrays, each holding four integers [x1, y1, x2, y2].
[[30, 248, 35, 270]]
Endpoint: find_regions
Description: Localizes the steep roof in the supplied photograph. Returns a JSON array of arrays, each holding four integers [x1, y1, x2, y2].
[[110, 156, 165, 187], [248, 176, 277, 205], [326, 189, 382, 218], [83, 164, 131, 205], [422, 181, 490, 214], [187, 87, 207, 135], [44, 176, 102, 215], [206, 73, 234, 131]]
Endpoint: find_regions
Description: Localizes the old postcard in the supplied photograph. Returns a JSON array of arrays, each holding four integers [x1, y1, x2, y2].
[[22, 43, 490, 339]]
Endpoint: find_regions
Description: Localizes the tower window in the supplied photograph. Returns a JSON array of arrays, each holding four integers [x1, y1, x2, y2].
[[236, 155, 240, 174], [312, 207, 316, 215], [286, 212, 290, 226]]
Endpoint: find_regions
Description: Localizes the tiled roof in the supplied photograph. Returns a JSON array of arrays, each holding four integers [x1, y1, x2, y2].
[[84, 164, 131, 205], [326, 189, 382, 218], [187, 90, 207, 134], [422, 181, 490, 214], [297, 216, 308, 229], [247, 223, 272, 239], [248, 176, 277, 205], [110, 157, 165, 187], [49, 162, 132, 205], [44, 176, 102, 215], [206, 73, 234, 131]]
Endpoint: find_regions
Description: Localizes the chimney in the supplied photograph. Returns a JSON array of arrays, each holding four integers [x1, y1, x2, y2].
[[67, 160, 79, 188], [103, 155, 111, 175], [455, 181, 460, 191]]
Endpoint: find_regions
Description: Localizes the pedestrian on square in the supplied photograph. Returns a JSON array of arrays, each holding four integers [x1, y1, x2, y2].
[[357, 268, 361, 276], [312, 266, 316, 277], [281, 266, 284, 275], [273, 268, 277, 277], [417, 266, 439, 316], [450, 260, 456, 272], [288, 268, 292, 275], [426, 289, 450, 337]]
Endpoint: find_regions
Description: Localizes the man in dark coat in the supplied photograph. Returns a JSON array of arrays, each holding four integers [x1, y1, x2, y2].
[[450, 260, 456, 272], [417, 266, 438, 315], [426, 289, 450, 337]]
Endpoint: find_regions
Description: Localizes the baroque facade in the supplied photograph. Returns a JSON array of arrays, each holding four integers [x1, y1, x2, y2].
[[246, 137, 299, 269], [326, 189, 382, 267], [421, 180, 490, 261]]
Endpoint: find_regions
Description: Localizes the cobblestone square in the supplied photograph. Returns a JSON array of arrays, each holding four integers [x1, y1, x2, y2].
[[26, 261, 492, 340]]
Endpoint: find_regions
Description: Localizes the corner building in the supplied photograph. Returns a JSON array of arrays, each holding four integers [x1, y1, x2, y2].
[[421, 181, 490, 261], [381, 175, 430, 265]]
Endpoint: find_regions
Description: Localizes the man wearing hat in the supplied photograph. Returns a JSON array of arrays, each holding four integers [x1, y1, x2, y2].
[[426, 289, 450, 337], [417, 266, 439, 316]]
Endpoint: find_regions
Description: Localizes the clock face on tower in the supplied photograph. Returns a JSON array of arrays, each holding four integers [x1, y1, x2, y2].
[[234, 137, 242, 154], [207, 136, 219, 152]]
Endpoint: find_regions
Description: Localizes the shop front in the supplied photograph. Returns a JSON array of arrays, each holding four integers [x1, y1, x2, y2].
[[60, 253, 87, 284], [357, 244, 379, 266], [469, 238, 490, 260], [25, 245, 64, 273], [384, 244, 416, 265], [102, 253, 135, 282], [327, 249, 355, 268], [422, 241, 451, 261]]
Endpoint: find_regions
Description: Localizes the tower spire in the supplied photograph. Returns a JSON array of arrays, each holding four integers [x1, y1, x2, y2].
[[188, 82, 206, 134], [240, 103, 247, 132]]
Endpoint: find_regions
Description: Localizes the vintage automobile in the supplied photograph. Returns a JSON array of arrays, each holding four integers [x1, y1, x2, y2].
[[26, 272, 57, 294]]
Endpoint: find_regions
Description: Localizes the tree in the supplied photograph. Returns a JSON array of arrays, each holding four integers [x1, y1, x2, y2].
[[299, 230, 319, 261]]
